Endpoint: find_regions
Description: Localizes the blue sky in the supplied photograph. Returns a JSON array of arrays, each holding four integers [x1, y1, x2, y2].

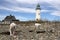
[[0, 0, 60, 21]]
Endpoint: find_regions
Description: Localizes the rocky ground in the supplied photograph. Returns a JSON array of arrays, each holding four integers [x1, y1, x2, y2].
[[0, 22, 60, 40]]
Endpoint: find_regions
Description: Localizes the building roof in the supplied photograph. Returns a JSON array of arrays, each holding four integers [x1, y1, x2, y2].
[[2, 15, 19, 22]]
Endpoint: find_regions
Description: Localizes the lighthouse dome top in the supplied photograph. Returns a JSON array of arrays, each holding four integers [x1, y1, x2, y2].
[[36, 4, 41, 10]]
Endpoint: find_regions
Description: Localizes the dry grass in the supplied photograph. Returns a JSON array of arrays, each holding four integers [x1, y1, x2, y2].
[[0, 22, 60, 40]]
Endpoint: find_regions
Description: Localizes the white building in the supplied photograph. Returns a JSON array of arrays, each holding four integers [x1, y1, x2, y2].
[[35, 4, 41, 22]]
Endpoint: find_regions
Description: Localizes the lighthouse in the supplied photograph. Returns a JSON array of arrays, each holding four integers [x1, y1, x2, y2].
[[35, 4, 41, 31], [35, 4, 41, 22]]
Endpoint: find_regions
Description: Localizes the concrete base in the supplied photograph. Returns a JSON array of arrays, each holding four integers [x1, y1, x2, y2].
[[35, 23, 41, 27]]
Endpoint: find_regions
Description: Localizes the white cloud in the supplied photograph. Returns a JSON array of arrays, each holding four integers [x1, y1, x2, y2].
[[5, 0, 60, 10], [0, 6, 17, 11], [1, 0, 60, 17], [16, 16, 29, 21], [0, 6, 35, 13], [45, 0, 60, 10], [5, 0, 38, 4], [0, 6, 50, 13], [39, 0, 60, 17], [0, 15, 6, 21], [16, 0, 38, 4], [41, 10, 50, 13], [51, 11, 60, 16], [5, 0, 60, 9]]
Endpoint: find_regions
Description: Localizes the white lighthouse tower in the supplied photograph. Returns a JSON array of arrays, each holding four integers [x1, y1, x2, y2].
[[35, 4, 41, 31], [35, 4, 41, 22]]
